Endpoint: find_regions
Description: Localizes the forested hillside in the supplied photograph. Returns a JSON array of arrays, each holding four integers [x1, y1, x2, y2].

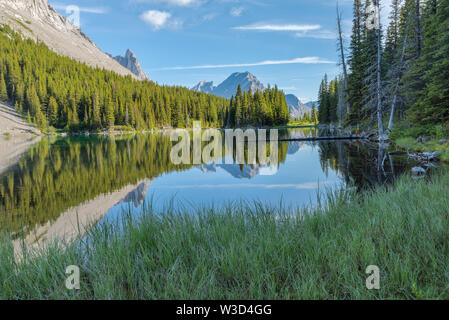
[[0, 25, 288, 131], [318, 0, 449, 137]]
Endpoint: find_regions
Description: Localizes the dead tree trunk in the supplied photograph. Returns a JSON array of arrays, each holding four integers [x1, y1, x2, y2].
[[387, 32, 408, 132], [337, 3, 350, 118], [415, 0, 422, 57], [375, 0, 385, 141]]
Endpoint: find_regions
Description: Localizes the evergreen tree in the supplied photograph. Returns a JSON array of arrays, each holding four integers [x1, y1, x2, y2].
[[48, 96, 58, 126], [318, 75, 330, 123], [312, 104, 318, 125], [347, 0, 366, 124], [105, 95, 115, 127], [407, 0, 449, 124], [234, 85, 243, 126], [0, 72, 8, 101], [328, 78, 339, 123]]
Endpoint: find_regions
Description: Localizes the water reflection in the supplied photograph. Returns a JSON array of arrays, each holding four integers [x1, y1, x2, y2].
[[0, 128, 430, 246], [316, 140, 413, 190]]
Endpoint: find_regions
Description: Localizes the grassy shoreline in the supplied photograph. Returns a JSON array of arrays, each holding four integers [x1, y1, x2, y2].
[[387, 123, 449, 162], [1, 171, 449, 299], [393, 137, 449, 162]]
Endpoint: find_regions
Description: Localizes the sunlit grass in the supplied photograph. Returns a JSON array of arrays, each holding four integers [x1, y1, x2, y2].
[[287, 120, 317, 126], [1, 171, 449, 299]]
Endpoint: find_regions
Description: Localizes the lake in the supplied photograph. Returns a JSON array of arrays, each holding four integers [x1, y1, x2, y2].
[[0, 128, 426, 247]]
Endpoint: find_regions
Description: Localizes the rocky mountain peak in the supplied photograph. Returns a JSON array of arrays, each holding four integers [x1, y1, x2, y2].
[[1, 0, 77, 33], [192, 81, 215, 94], [195, 72, 264, 99], [113, 49, 149, 80]]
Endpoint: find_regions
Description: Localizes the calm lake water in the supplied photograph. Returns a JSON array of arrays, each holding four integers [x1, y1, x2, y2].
[[0, 128, 428, 246]]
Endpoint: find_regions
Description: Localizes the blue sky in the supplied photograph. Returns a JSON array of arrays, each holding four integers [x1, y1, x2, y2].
[[48, 0, 391, 102]]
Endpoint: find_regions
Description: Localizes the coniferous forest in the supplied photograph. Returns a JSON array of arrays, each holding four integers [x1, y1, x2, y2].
[[228, 84, 290, 127], [0, 25, 289, 131], [317, 0, 449, 135]]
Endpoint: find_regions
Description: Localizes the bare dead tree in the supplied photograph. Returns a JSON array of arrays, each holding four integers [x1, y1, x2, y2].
[[336, 3, 350, 119], [375, 0, 386, 141], [415, 0, 422, 57], [387, 32, 408, 132]]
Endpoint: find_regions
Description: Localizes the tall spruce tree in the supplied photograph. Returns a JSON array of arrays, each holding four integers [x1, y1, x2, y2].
[[347, 0, 366, 124], [0, 72, 8, 101], [408, 0, 449, 124]]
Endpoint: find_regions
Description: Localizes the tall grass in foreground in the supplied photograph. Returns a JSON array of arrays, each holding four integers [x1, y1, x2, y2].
[[1, 172, 449, 299]]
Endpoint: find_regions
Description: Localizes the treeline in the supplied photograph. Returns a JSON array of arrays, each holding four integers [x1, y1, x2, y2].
[[228, 84, 290, 127], [318, 0, 449, 134], [0, 25, 288, 131], [293, 107, 318, 124], [0, 24, 228, 130]]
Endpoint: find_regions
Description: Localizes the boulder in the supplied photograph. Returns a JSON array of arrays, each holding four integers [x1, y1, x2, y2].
[[422, 151, 442, 161]]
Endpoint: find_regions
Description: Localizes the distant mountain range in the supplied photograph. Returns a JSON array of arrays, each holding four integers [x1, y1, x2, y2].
[[192, 72, 265, 99], [193, 72, 313, 119]]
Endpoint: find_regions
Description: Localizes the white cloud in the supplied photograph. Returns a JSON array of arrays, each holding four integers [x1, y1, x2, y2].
[[234, 22, 349, 40], [153, 57, 334, 71], [295, 30, 337, 40], [230, 6, 245, 17], [233, 24, 321, 32], [140, 10, 182, 29]]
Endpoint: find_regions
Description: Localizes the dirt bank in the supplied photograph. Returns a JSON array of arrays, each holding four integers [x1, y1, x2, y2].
[[0, 101, 41, 174], [0, 101, 41, 136]]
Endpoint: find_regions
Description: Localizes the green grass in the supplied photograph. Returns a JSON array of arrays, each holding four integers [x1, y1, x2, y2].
[[288, 120, 317, 126], [1, 172, 449, 299]]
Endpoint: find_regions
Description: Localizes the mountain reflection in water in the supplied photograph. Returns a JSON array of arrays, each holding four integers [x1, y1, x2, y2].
[[0, 128, 431, 246]]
